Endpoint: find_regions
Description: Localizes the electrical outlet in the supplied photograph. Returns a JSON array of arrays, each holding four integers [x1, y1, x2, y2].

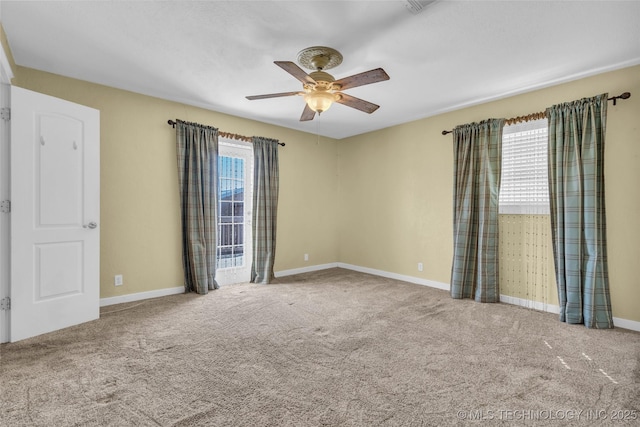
[[304, 253, 309, 261], [114, 274, 123, 286], [418, 263, 423, 272]]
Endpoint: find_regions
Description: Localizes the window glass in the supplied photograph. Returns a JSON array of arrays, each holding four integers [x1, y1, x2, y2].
[[499, 119, 549, 214]]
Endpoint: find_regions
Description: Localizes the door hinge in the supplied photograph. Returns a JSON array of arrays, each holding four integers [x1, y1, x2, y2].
[[0, 107, 9, 122], [0, 200, 10, 213], [0, 297, 10, 311]]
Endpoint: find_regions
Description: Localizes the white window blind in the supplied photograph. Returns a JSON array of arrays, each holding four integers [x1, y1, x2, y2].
[[499, 118, 549, 214]]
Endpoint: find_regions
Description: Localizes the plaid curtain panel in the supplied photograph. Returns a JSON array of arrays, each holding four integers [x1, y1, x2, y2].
[[251, 136, 280, 284], [546, 94, 613, 328], [451, 119, 504, 302], [175, 120, 219, 294]]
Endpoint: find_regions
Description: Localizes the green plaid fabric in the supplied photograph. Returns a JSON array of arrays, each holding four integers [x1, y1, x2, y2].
[[546, 94, 613, 329], [251, 137, 280, 284], [451, 119, 504, 302], [176, 120, 219, 294]]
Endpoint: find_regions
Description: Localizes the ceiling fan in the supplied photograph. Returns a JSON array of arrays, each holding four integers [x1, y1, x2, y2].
[[246, 46, 390, 121]]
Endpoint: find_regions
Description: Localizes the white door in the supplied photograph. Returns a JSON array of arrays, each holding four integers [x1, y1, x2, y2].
[[10, 86, 100, 342], [216, 140, 253, 286]]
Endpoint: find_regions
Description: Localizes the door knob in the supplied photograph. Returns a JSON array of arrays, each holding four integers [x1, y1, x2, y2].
[[83, 222, 98, 229]]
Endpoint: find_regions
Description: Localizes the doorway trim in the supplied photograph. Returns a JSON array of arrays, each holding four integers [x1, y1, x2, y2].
[[0, 39, 14, 343]]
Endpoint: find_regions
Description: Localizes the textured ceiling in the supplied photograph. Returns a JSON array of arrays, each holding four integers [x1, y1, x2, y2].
[[2, 1, 639, 139]]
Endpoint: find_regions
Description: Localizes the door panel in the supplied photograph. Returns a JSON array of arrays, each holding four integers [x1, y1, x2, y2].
[[35, 241, 83, 299], [11, 86, 99, 342], [38, 114, 83, 226]]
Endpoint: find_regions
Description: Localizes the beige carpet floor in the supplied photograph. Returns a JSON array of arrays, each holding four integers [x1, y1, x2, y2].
[[1, 268, 639, 426]]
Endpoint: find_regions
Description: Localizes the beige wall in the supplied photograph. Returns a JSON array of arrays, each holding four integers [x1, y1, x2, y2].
[[13, 67, 340, 298], [338, 65, 640, 323]]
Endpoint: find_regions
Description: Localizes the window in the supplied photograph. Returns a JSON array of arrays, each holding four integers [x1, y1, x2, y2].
[[499, 118, 549, 214], [218, 155, 246, 268], [499, 118, 554, 310]]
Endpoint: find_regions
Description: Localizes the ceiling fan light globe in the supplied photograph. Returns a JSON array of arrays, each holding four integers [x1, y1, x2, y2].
[[304, 91, 335, 113]]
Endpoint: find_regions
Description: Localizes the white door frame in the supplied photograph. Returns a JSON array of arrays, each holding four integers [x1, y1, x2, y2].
[[216, 139, 253, 286], [0, 40, 15, 343]]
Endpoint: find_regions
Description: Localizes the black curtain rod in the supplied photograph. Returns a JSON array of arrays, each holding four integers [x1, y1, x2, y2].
[[167, 120, 285, 146], [441, 91, 631, 136]]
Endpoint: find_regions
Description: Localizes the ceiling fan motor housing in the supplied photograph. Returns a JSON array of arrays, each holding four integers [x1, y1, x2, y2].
[[309, 71, 335, 84]]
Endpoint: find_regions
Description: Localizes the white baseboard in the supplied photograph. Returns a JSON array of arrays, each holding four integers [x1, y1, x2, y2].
[[275, 263, 339, 278], [498, 294, 640, 331], [611, 316, 640, 332], [499, 294, 560, 314], [337, 263, 451, 291], [100, 286, 184, 307]]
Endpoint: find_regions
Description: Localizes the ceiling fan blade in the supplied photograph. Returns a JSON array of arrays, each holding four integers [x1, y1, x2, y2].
[[335, 93, 380, 114], [274, 61, 316, 84], [246, 91, 302, 100], [300, 104, 316, 121], [333, 68, 390, 91]]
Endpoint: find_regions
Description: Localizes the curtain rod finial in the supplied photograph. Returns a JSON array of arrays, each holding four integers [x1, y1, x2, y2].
[[610, 92, 631, 106]]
